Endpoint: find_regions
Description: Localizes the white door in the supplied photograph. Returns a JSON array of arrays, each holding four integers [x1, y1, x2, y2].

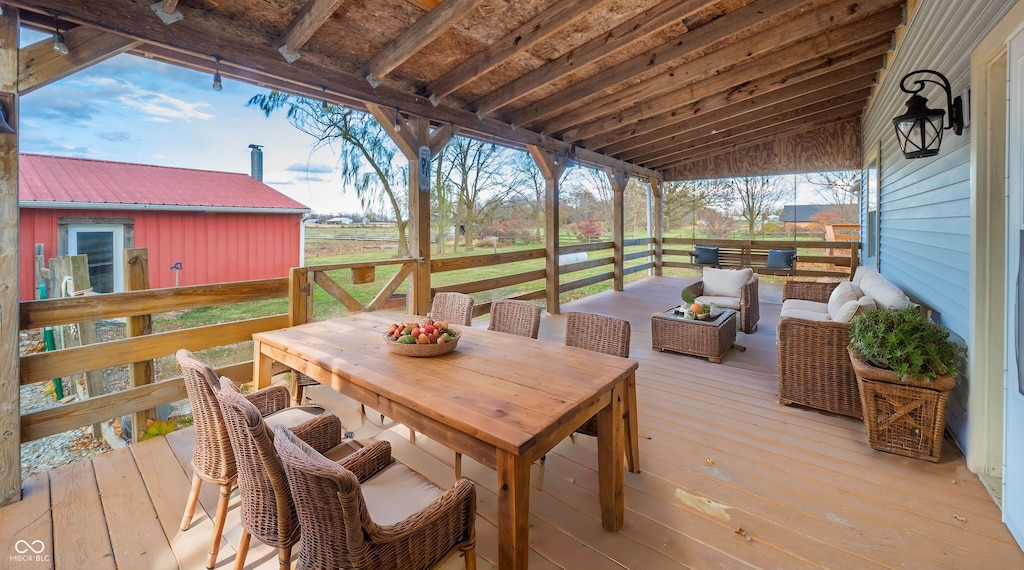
[[1004, 26, 1024, 548], [67, 224, 124, 294]]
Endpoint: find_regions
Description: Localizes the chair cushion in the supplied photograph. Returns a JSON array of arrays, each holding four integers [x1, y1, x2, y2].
[[869, 280, 913, 310], [832, 295, 878, 324], [702, 267, 753, 298], [694, 246, 719, 265], [827, 281, 860, 319], [695, 295, 740, 310], [782, 299, 828, 313], [360, 462, 445, 526], [852, 266, 878, 286], [766, 249, 796, 270], [780, 306, 831, 321], [264, 406, 323, 430]]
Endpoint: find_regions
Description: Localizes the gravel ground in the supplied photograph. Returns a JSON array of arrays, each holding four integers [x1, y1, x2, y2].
[[18, 323, 191, 480]]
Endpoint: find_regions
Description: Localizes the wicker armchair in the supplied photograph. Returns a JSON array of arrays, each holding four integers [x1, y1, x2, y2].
[[215, 377, 347, 570], [273, 425, 478, 570], [175, 349, 321, 570], [564, 312, 631, 442], [776, 281, 862, 418], [682, 272, 759, 333], [429, 292, 474, 326], [487, 299, 541, 338]]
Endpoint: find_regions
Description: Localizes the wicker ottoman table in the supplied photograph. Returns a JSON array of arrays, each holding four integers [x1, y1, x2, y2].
[[651, 307, 740, 363]]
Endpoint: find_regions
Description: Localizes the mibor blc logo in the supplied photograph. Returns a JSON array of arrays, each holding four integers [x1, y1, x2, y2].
[[10, 539, 49, 564]]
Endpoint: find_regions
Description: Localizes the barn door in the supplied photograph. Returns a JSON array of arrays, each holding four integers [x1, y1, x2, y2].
[[67, 223, 124, 293]]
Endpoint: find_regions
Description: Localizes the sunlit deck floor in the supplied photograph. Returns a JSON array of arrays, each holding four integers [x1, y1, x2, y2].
[[5, 275, 1024, 569]]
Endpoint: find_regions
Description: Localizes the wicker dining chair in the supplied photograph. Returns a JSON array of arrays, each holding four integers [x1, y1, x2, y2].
[[429, 292, 475, 326], [176, 349, 322, 570], [563, 312, 631, 440], [273, 424, 478, 570], [487, 299, 541, 338], [215, 377, 349, 570]]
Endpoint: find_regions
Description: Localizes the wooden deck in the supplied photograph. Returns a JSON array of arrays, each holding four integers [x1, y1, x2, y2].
[[4, 276, 1023, 569]]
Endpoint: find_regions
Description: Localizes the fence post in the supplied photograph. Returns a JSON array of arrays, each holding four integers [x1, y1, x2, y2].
[[289, 267, 310, 326], [125, 248, 154, 443]]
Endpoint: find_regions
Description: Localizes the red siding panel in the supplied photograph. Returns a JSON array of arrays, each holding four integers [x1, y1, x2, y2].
[[18, 209, 301, 301]]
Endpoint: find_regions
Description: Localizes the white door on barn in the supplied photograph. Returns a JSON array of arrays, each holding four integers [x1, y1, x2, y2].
[[67, 223, 124, 294], [1003, 25, 1024, 549]]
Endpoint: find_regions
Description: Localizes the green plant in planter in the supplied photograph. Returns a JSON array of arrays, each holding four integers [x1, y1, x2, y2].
[[848, 305, 962, 382]]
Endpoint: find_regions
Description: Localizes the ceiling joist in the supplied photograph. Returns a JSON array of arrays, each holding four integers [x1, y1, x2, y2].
[[274, 0, 348, 62], [18, 26, 141, 95]]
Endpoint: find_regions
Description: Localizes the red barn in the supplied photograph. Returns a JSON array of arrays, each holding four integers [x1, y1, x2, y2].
[[18, 154, 310, 301]]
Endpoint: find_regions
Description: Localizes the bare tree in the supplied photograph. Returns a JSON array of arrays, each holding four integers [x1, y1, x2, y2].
[[726, 176, 789, 239], [508, 151, 546, 243], [661, 179, 732, 235], [248, 92, 411, 256], [801, 170, 860, 222], [443, 137, 517, 251]]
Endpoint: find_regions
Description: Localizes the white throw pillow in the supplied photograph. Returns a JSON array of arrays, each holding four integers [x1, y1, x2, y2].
[[832, 295, 878, 323], [702, 267, 753, 298], [871, 280, 912, 310], [827, 281, 859, 319]]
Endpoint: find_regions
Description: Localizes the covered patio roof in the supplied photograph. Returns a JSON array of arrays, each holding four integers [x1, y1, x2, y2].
[[9, 0, 907, 180]]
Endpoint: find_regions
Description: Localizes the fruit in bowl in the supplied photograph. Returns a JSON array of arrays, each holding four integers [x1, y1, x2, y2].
[[383, 318, 461, 356]]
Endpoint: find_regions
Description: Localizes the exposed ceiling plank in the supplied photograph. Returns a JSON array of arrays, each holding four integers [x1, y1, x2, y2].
[[273, 0, 348, 62], [424, 0, 607, 103], [510, 0, 816, 128], [358, 0, 485, 87], [18, 26, 141, 95], [542, 5, 902, 138], [632, 83, 875, 166], [652, 105, 865, 170], [598, 56, 884, 157], [588, 37, 891, 153], [665, 118, 862, 180], [471, 0, 711, 114]]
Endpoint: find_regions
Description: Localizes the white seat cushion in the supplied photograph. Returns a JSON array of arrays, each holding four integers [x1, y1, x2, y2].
[[695, 295, 740, 310], [702, 267, 753, 298], [780, 306, 831, 321], [782, 299, 828, 313], [264, 406, 323, 430], [360, 462, 445, 526]]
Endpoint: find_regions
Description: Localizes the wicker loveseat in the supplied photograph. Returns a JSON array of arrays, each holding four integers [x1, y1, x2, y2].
[[683, 267, 760, 333], [776, 266, 913, 418]]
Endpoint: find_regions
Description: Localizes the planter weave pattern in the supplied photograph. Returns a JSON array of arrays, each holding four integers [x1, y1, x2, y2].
[[849, 349, 955, 462]]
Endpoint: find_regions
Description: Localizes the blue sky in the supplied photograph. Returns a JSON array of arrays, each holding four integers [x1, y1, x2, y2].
[[19, 32, 362, 215]]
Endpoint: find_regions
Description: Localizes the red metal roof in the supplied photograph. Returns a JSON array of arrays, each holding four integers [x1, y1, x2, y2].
[[18, 153, 309, 212]]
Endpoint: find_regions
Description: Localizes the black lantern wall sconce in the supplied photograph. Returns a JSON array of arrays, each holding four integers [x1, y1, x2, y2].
[[892, 69, 964, 159]]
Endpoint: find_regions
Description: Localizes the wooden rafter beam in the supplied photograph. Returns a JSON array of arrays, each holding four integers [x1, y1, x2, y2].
[[517, 0, 902, 131], [542, 5, 903, 139], [424, 0, 607, 104], [359, 0, 484, 87], [603, 57, 885, 160], [471, 0, 708, 114], [273, 0, 347, 63], [588, 37, 892, 153], [634, 84, 875, 166], [654, 107, 865, 171], [510, 0, 814, 128], [19, 27, 142, 95]]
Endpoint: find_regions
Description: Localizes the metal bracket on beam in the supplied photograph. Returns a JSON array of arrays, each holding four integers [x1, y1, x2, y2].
[[150, 2, 183, 24], [365, 73, 381, 88], [278, 44, 300, 63], [428, 93, 440, 107]]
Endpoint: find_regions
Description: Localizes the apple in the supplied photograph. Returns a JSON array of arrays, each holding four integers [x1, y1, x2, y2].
[[437, 336, 446, 345], [417, 333, 430, 344]]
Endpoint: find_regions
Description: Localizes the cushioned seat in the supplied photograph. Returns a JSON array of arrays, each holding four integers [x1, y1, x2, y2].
[[683, 267, 760, 333]]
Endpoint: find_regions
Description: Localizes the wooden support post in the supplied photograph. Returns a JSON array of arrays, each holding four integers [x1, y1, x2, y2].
[[849, 243, 860, 279], [124, 248, 154, 443], [289, 267, 310, 326], [365, 105, 451, 316], [0, 9, 20, 507], [606, 168, 627, 292], [651, 179, 663, 277], [529, 146, 566, 314]]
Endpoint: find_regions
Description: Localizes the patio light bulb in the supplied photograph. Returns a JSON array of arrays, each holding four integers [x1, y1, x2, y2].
[[212, 56, 223, 92]]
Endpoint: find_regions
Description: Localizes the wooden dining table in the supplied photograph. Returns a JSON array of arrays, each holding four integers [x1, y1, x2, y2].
[[252, 310, 640, 570]]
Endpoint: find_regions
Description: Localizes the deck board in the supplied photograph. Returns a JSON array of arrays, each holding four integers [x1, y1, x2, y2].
[[2, 276, 1023, 569], [6, 473, 54, 569]]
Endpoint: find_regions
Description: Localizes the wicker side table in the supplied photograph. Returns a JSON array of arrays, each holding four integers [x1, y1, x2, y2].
[[651, 307, 740, 363]]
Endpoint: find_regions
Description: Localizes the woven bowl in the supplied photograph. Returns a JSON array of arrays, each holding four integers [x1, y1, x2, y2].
[[383, 330, 461, 357]]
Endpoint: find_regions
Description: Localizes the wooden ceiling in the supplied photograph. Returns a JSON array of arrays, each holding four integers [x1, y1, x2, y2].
[[8, 0, 908, 180]]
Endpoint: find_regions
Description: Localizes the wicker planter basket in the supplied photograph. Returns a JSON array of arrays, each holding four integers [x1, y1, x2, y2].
[[847, 348, 955, 462]]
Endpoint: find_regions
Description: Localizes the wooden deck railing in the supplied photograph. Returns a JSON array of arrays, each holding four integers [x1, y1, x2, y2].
[[662, 237, 860, 278]]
